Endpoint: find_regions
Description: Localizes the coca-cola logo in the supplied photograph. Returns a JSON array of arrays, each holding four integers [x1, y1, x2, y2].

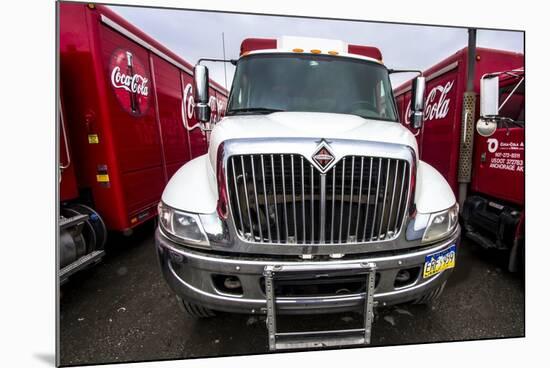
[[181, 82, 225, 134], [405, 80, 454, 126], [182, 83, 197, 130], [109, 49, 150, 115], [487, 138, 499, 153], [111, 66, 149, 96]]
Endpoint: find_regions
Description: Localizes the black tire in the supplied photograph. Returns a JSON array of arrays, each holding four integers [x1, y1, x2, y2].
[[413, 281, 447, 306], [176, 296, 216, 318], [507, 236, 524, 274], [515, 239, 525, 278], [68, 203, 108, 251], [61, 207, 96, 255]]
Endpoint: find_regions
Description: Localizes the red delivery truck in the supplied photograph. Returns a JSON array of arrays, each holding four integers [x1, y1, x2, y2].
[[59, 2, 228, 282], [394, 47, 524, 271]]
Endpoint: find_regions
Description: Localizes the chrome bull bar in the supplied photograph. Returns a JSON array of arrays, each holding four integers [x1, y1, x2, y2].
[[263, 262, 377, 351]]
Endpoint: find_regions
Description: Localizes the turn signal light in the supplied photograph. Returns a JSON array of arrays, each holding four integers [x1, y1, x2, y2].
[[310, 49, 322, 54], [292, 48, 304, 53]]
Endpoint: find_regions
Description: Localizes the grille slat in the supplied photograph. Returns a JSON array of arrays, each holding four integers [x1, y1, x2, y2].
[[355, 157, 365, 238], [301, 157, 306, 242], [339, 158, 346, 242], [346, 157, 355, 241], [270, 154, 281, 242], [386, 160, 400, 236], [250, 156, 263, 242], [227, 154, 409, 245], [319, 173, 326, 243], [310, 165, 315, 242], [291, 155, 298, 240], [378, 159, 391, 240], [394, 162, 407, 235], [362, 157, 373, 242], [370, 158, 382, 241], [241, 156, 254, 240], [281, 155, 289, 241], [231, 156, 245, 236], [260, 155, 272, 242], [331, 166, 336, 243]]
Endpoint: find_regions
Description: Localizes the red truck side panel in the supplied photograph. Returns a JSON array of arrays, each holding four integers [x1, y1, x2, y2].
[[471, 128, 524, 205], [469, 50, 524, 206], [60, 3, 128, 230], [59, 109, 80, 202], [150, 55, 192, 180], [394, 47, 524, 203], [471, 48, 524, 94], [97, 24, 166, 219], [394, 52, 465, 195], [419, 62, 463, 195], [60, 82, 80, 202], [59, 3, 227, 231]]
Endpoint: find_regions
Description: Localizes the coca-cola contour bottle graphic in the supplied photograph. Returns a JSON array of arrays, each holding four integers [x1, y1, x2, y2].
[[126, 51, 139, 114]]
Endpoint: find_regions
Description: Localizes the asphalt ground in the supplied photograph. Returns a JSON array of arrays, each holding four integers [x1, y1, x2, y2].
[[59, 221, 524, 366]]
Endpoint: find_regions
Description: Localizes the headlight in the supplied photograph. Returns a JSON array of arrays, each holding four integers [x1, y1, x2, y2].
[[158, 202, 209, 246], [422, 203, 459, 244]]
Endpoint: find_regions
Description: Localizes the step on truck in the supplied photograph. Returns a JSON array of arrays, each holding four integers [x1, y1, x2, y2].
[[155, 36, 461, 350], [394, 47, 524, 272]]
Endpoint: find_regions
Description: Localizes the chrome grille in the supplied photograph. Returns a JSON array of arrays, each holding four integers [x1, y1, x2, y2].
[[226, 154, 410, 244]]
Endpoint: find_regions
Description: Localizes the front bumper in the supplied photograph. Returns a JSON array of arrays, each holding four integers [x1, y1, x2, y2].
[[156, 226, 460, 314]]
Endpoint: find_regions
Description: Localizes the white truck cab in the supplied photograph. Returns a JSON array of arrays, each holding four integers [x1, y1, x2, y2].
[[156, 36, 460, 350]]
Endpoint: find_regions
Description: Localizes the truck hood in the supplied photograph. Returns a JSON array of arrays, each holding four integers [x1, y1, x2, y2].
[[208, 111, 418, 167]]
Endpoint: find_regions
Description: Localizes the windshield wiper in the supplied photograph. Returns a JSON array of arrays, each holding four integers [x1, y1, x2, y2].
[[226, 107, 284, 115]]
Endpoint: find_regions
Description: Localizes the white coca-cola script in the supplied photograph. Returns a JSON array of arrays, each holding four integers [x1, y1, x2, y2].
[[111, 66, 149, 96], [181, 83, 225, 132], [405, 80, 454, 125]]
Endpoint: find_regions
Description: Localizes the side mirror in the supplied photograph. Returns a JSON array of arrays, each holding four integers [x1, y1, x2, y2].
[[193, 64, 211, 123], [410, 76, 426, 129], [480, 75, 499, 117], [476, 118, 497, 137]]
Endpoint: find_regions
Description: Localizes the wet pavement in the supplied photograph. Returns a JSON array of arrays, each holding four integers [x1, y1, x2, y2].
[[59, 221, 524, 366]]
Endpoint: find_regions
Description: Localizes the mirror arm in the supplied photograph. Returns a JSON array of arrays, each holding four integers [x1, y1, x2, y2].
[[199, 122, 213, 132], [388, 69, 423, 76], [198, 57, 238, 66]]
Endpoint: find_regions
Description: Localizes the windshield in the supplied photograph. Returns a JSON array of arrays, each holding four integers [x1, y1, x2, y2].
[[226, 54, 398, 121]]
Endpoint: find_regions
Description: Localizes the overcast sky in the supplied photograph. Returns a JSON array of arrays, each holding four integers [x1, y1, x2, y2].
[[109, 4, 523, 89]]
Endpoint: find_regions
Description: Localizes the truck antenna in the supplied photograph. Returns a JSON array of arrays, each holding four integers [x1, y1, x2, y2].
[[222, 32, 228, 90]]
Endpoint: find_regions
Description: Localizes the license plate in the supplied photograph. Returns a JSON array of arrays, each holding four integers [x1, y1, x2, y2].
[[423, 245, 456, 278]]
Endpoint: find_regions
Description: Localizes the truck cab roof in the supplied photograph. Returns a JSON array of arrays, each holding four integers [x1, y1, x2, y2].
[[240, 36, 383, 64]]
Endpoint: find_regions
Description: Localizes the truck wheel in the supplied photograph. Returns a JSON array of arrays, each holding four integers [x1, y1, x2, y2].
[[177, 296, 216, 318], [507, 236, 524, 274], [413, 281, 447, 306], [67, 203, 108, 251]]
